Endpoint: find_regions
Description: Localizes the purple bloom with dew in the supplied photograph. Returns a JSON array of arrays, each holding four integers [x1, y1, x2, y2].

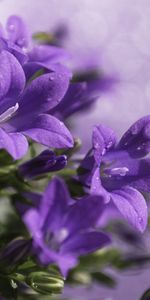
[[0, 16, 117, 122], [19, 150, 67, 179], [79, 116, 150, 232], [0, 15, 71, 78], [20, 177, 110, 277], [0, 50, 73, 159]]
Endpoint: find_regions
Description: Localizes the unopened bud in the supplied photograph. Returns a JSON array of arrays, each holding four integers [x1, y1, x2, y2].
[[26, 271, 64, 295]]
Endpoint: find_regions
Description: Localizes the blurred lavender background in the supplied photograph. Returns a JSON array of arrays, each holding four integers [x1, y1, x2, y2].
[[0, 0, 150, 299]]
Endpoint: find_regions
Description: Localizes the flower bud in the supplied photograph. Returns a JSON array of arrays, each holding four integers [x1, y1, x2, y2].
[[26, 271, 64, 295], [0, 238, 31, 272]]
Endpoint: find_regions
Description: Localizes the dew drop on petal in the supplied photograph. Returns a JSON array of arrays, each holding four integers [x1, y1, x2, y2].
[[17, 37, 26, 46], [107, 141, 113, 149], [138, 217, 142, 223], [102, 149, 106, 155], [94, 142, 99, 149], [8, 24, 15, 31]]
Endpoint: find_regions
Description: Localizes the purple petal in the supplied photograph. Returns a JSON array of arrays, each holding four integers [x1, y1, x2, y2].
[[118, 115, 150, 158], [111, 186, 148, 232], [6, 15, 30, 47], [22, 114, 73, 148], [92, 124, 117, 164], [0, 50, 25, 106], [8, 42, 28, 65], [61, 231, 110, 256], [17, 68, 71, 118], [57, 255, 77, 278], [91, 167, 111, 203], [0, 128, 28, 159], [40, 177, 70, 231], [50, 82, 89, 120], [63, 195, 105, 235], [23, 209, 43, 244], [28, 45, 70, 68]]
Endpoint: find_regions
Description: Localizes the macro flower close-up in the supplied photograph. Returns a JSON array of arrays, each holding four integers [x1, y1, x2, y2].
[[0, 1, 149, 300]]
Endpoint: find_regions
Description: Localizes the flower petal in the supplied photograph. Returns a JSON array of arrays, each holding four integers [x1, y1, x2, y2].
[[57, 255, 77, 278], [50, 82, 88, 120], [0, 50, 25, 106], [0, 128, 28, 159], [22, 114, 73, 148], [61, 231, 110, 256], [91, 167, 111, 203], [92, 124, 117, 164], [118, 115, 150, 158], [28, 44, 70, 68], [111, 186, 148, 232], [63, 194, 105, 235], [17, 68, 71, 118], [6, 15, 30, 47], [40, 177, 70, 231]]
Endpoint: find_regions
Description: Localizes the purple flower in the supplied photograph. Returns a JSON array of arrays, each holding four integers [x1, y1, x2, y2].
[[50, 74, 116, 120], [19, 150, 67, 179], [79, 116, 150, 232], [0, 50, 73, 159], [21, 177, 110, 277], [0, 15, 71, 78]]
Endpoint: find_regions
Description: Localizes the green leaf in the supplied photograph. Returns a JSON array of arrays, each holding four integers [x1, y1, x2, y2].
[[32, 32, 56, 44], [91, 271, 116, 287]]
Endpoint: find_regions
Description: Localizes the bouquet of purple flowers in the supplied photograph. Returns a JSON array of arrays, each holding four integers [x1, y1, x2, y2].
[[0, 15, 149, 300]]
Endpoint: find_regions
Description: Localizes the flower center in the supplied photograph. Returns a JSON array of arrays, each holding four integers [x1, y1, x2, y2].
[[45, 228, 68, 252], [0, 103, 19, 124]]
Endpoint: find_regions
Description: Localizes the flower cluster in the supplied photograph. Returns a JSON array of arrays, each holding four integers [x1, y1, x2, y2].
[[0, 15, 149, 300]]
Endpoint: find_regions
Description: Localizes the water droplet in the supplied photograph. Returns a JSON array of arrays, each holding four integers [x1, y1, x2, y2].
[[17, 37, 26, 46], [138, 217, 142, 223], [94, 142, 99, 149], [22, 46, 28, 53], [107, 141, 113, 149], [8, 24, 15, 31], [102, 149, 106, 155]]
